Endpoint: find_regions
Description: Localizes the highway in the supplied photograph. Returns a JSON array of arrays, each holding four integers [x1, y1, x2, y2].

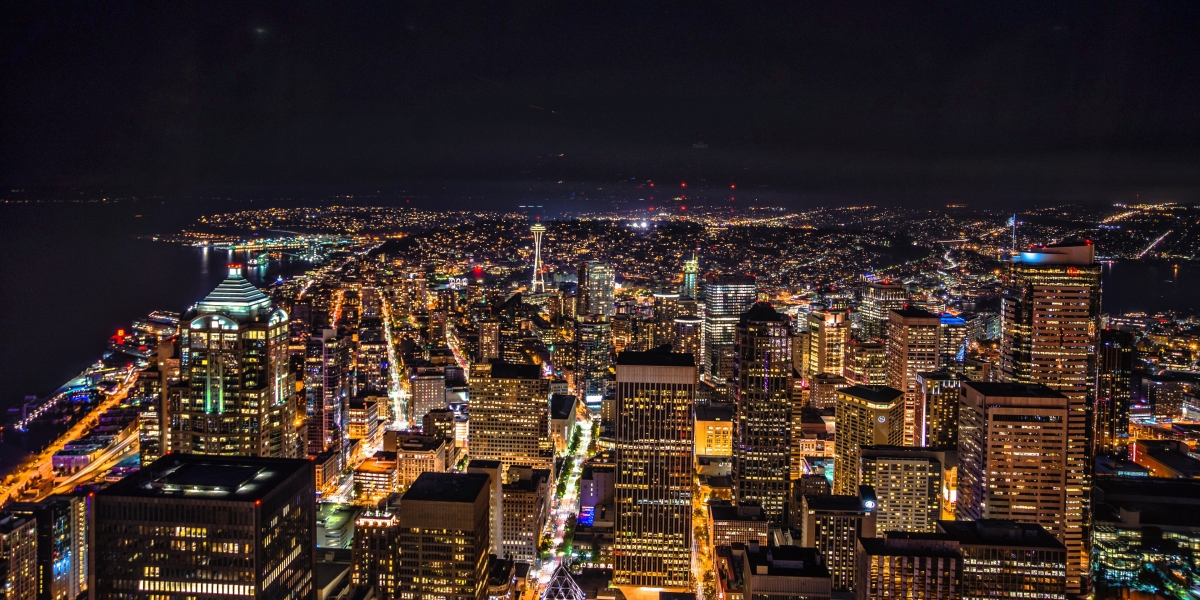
[[0, 365, 141, 506], [47, 433, 138, 498]]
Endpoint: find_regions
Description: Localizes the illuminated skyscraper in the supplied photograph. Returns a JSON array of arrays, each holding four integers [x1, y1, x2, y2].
[[478, 320, 501, 363], [672, 315, 703, 362], [938, 314, 968, 368], [613, 348, 695, 589], [860, 282, 906, 341], [834, 385, 904, 495], [886, 308, 941, 446], [999, 241, 1100, 596], [652, 291, 680, 347], [467, 362, 552, 472], [680, 253, 700, 300], [916, 371, 962, 449], [0, 513, 36, 600], [531, 221, 547, 293], [806, 309, 849, 380], [396, 472, 492, 600], [1095, 329, 1134, 454], [703, 274, 757, 379], [577, 260, 616, 317], [732, 303, 794, 523], [859, 446, 948, 533], [91, 454, 316, 599], [168, 265, 301, 458], [574, 315, 612, 405]]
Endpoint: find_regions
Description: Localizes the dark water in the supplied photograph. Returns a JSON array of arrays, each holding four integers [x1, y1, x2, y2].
[[1, 197, 1196, 410]]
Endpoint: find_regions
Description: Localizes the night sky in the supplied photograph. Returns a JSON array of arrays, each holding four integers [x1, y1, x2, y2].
[[4, 2, 1200, 197]]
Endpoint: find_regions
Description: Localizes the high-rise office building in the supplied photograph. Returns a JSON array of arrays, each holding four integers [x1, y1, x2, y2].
[[833, 386, 904, 495], [732, 303, 793, 523], [845, 340, 887, 386], [799, 488, 878, 592], [9, 495, 87, 600], [702, 274, 757, 379], [396, 472, 492, 600], [351, 512, 399, 597], [467, 362, 552, 472], [574, 315, 613, 405], [1095, 329, 1134, 454], [500, 466, 550, 563], [91, 454, 316, 599], [577, 260, 616, 317], [613, 349, 695, 589], [672, 315, 703, 363], [936, 520, 1067, 600], [742, 544, 833, 600], [957, 382, 1078, 592], [652, 292, 681, 347], [938, 314, 968, 368], [680, 253, 700, 301], [168, 265, 302, 458], [1000, 241, 1100, 597], [886, 308, 941, 446], [478, 320, 501, 363], [304, 328, 347, 455], [409, 366, 447, 424], [860, 282, 907, 341], [0, 513, 37, 600], [806, 309, 849, 380], [856, 534, 960, 600], [916, 371, 963, 449], [859, 446, 948, 533]]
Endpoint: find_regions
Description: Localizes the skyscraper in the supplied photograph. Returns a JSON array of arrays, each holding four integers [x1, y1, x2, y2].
[[1095, 329, 1134, 454], [577, 260, 616, 316], [860, 282, 906, 341], [652, 291, 681, 347], [702, 274, 757, 379], [806, 309, 849, 380], [916, 371, 962, 449], [885, 308, 941, 446], [732, 303, 793, 523], [859, 446, 949, 533], [799, 488, 878, 592], [168, 264, 301, 458], [91, 454, 316, 599], [672, 315, 703, 363], [833, 385, 904, 495], [396, 472, 492, 600], [0, 513, 37, 600], [999, 241, 1100, 596], [531, 221, 547, 293], [937, 520, 1067, 600], [613, 348, 695, 589], [938, 313, 968, 368], [856, 534, 960, 600], [9, 495, 87, 600], [467, 362, 552, 472], [680, 253, 700, 301], [574, 314, 612, 405]]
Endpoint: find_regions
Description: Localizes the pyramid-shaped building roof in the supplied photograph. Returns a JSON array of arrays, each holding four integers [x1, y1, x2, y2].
[[195, 264, 272, 318], [542, 565, 586, 600]]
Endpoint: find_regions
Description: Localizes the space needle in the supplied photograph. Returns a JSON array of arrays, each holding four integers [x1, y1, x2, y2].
[[531, 219, 547, 293]]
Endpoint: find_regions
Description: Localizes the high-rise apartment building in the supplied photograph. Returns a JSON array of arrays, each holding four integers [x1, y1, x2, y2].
[[999, 241, 1099, 596], [806, 309, 849, 380], [574, 315, 612, 405], [409, 366, 447, 423], [351, 512, 399, 597], [860, 282, 907, 341], [732, 303, 793, 523], [91, 454, 316, 599], [886, 308, 941, 446], [833, 386, 904, 495], [396, 472, 492, 600], [652, 292, 681, 347], [467, 362, 552, 472], [0, 513, 37, 600], [478, 320, 501, 363], [799, 488, 878, 592], [168, 265, 302, 458], [577, 260, 616, 317], [859, 446, 948, 533], [9, 495, 87, 600], [613, 349, 695, 589], [702, 274, 757, 379], [1095, 329, 1134, 454]]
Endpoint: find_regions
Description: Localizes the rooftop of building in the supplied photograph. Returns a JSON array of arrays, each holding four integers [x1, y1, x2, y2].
[[467, 458, 502, 470], [744, 545, 830, 579], [394, 435, 445, 453], [695, 403, 736, 422], [503, 468, 550, 492], [936, 519, 1066, 549], [858, 534, 961, 558], [963, 381, 1068, 399], [484, 361, 544, 380], [1094, 476, 1200, 527], [888, 307, 941, 320], [916, 370, 961, 381], [802, 494, 871, 513], [740, 302, 787, 323], [838, 385, 904, 405], [194, 265, 273, 318], [99, 454, 311, 502], [616, 346, 696, 367], [708, 500, 767, 523], [402, 472, 490, 503], [551, 394, 578, 420], [860, 445, 948, 462]]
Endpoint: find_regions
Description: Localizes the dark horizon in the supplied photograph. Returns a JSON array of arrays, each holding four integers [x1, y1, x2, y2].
[[5, 2, 1200, 199]]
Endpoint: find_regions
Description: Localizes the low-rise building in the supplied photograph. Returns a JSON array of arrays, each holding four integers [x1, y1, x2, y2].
[[743, 542, 832, 600], [708, 500, 769, 547]]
